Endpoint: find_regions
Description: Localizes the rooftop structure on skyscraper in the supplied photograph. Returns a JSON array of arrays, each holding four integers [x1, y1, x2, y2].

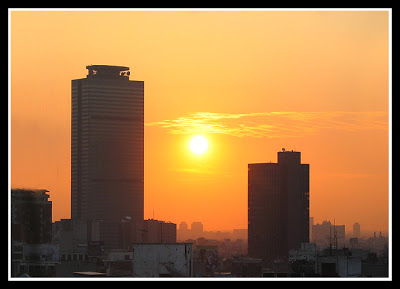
[[86, 65, 130, 80]]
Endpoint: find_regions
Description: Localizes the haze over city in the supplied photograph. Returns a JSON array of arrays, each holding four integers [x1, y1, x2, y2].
[[10, 9, 390, 235]]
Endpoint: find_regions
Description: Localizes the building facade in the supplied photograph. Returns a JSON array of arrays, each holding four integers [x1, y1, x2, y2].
[[132, 243, 194, 277], [142, 219, 177, 243], [11, 189, 52, 244], [248, 150, 310, 263], [11, 189, 57, 277], [71, 65, 144, 248], [353, 222, 361, 238]]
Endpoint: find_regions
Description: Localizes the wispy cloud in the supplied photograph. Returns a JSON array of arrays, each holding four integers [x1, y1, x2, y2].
[[319, 173, 379, 180], [146, 111, 388, 138]]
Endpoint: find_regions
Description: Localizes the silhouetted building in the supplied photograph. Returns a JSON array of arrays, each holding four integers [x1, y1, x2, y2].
[[177, 221, 189, 241], [71, 65, 144, 249], [13, 243, 60, 277], [312, 220, 345, 249], [180, 222, 188, 230], [231, 257, 263, 277], [132, 243, 194, 277], [309, 217, 314, 241], [104, 250, 133, 277], [191, 222, 204, 239], [11, 189, 56, 277], [89, 218, 137, 251], [316, 248, 362, 277], [161, 222, 177, 243], [193, 245, 218, 276], [248, 149, 309, 263], [51, 218, 100, 277], [11, 189, 52, 244], [142, 219, 177, 243], [232, 229, 247, 240], [353, 222, 361, 238], [350, 237, 359, 247]]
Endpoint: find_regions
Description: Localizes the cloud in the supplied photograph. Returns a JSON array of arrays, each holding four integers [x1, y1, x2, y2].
[[146, 111, 388, 138], [319, 173, 378, 180]]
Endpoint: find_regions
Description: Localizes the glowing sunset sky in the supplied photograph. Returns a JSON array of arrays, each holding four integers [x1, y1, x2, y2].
[[10, 9, 391, 233]]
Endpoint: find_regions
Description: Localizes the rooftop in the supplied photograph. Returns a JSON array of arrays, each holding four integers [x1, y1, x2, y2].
[[11, 188, 49, 195], [73, 272, 107, 277], [86, 64, 129, 71], [86, 64, 130, 80]]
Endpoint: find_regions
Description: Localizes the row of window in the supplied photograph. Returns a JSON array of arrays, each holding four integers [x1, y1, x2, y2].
[[60, 253, 88, 261]]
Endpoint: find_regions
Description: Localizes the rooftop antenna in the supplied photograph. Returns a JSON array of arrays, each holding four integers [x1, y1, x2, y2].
[[329, 225, 332, 256], [334, 218, 337, 250]]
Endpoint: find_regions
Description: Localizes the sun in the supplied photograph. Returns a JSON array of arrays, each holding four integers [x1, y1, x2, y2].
[[189, 135, 209, 155]]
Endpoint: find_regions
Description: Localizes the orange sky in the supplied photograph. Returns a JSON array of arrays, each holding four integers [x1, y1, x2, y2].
[[10, 9, 390, 233]]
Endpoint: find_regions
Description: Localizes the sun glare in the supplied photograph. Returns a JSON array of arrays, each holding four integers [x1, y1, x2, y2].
[[189, 135, 209, 155]]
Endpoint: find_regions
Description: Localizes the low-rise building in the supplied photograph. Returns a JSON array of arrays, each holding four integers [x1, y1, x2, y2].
[[312, 220, 345, 250], [104, 249, 133, 276], [315, 255, 361, 277], [132, 243, 193, 277], [142, 219, 177, 243], [231, 257, 262, 277], [11, 189, 52, 244], [16, 243, 60, 277], [289, 243, 317, 262], [11, 188, 55, 277]]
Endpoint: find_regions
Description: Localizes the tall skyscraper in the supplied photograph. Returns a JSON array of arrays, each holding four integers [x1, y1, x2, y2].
[[71, 65, 144, 247], [248, 149, 309, 263]]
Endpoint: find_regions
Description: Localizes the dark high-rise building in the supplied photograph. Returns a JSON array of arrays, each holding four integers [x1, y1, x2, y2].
[[353, 222, 360, 238], [71, 65, 144, 247], [248, 149, 309, 263]]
